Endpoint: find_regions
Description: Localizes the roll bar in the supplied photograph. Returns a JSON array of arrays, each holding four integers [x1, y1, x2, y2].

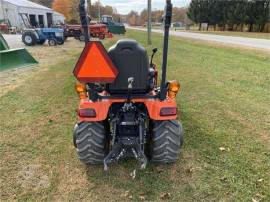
[[159, 0, 172, 100], [79, 0, 90, 45], [79, 0, 173, 101]]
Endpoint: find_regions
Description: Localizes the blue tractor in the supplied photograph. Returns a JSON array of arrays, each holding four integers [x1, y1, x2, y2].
[[22, 28, 65, 46]]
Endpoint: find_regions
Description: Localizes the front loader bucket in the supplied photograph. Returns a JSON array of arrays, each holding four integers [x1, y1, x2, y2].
[[0, 34, 38, 71], [0, 34, 9, 51], [0, 48, 38, 71]]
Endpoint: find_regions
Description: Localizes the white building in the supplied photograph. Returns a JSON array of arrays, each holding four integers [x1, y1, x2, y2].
[[0, 0, 65, 29]]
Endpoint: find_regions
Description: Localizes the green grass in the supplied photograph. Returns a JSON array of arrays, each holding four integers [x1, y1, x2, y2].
[[0, 30, 269, 201], [188, 30, 270, 39]]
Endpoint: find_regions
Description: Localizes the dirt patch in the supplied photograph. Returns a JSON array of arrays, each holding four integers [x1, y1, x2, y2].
[[0, 38, 84, 97], [17, 164, 50, 192], [51, 165, 92, 201]]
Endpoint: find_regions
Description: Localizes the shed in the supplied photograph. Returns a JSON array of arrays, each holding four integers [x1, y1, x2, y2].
[[0, 0, 65, 29]]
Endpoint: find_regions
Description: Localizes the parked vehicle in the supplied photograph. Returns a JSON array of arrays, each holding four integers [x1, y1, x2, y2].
[[22, 28, 65, 46], [101, 15, 126, 35], [64, 23, 112, 41]]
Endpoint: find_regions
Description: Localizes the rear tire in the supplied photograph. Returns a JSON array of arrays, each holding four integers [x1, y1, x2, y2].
[[74, 122, 106, 165], [22, 32, 37, 46], [150, 120, 184, 164]]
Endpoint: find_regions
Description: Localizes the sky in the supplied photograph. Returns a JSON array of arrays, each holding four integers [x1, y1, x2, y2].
[[92, 0, 191, 15]]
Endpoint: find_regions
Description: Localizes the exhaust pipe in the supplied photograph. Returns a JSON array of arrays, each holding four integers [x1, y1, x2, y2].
[[79, 0, 90, 45], [159, 0, 172, 100]]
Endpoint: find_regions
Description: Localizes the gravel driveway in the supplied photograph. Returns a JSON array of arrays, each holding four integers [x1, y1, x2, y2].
[[2, 34, 25, 49], [128, 27, 270, 51]]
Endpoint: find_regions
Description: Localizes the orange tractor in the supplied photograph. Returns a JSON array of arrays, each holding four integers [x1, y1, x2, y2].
[[73, 0, 184, 171]]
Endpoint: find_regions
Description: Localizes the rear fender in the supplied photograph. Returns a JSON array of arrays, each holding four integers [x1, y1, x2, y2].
[[77, 97, 178, 122]]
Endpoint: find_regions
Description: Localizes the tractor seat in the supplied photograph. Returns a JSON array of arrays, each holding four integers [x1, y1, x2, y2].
[[108, 39, 150, 94]]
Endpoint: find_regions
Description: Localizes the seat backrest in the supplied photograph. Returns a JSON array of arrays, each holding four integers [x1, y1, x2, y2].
[[108, 39, 150, 94]]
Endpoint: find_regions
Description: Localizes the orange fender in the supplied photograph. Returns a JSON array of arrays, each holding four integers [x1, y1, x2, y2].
[[77, 97, 178, 122]]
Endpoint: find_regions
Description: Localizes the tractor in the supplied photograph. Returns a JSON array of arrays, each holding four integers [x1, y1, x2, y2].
[[101, 15, 126, 35], [73, 0, 184, 171], [22, 28, 65, 46]]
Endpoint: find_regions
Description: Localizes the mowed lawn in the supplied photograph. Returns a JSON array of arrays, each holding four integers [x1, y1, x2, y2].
[[0, 30, 269, 201]]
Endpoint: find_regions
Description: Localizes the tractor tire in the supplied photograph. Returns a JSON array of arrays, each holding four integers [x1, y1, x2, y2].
[[73, 122, 107, 165], [22, 32, 37, 46], [79, 35, 85, 42], [37, 39, 46, 45], [48, 38, 57, 46], [150, 120, 184, 164]]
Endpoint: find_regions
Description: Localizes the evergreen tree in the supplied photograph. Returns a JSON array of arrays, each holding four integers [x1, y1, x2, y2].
[[187, 0, 270, 32]]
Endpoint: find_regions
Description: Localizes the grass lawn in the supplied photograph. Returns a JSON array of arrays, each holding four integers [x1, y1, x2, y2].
[[0, 30, 269, 201], [188, 30, 270, 40]]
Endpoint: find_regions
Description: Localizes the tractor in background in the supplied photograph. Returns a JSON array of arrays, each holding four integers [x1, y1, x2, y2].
[[22, 28, 65, 46], [64, 23, 112, 41], [101, 15, 126, 35]]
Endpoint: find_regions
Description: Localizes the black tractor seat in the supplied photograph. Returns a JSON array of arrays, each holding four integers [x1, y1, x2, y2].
[[108, 39, 150, 94]]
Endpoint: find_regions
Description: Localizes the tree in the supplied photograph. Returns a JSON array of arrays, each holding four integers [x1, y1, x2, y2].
[[187, 0, 200, 28], [52, 0, 71, 20], [246, 0, 257, 32], [172, 7, 187, 22], [187, 0, 210, 30], [140, 9, 148, 25], [68, 0, 80, 24], [127, 11, 139, 26], [226, 0, 248, 31], [253, 0, 270, 32], [152, 10, 163, 23], [90, 2, 116, 21]]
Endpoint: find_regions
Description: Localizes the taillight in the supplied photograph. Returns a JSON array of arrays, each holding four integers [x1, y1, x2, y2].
[[160, 107, 177, 116], [168, 80, 181, 99], [75, 82, 87, 99], [78, 108, 96, 118]]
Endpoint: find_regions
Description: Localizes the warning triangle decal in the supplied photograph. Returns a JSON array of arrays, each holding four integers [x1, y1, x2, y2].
[[73, 41, 118, 83]]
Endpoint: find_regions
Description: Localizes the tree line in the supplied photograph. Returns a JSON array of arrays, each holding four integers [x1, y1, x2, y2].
[[31, 0, 190, 26], [126, 7, 190, 26], [31, 0, 191, 26], [187, 0, 270, 32]]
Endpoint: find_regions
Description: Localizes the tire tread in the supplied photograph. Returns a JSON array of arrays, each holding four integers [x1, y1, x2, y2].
[[151, 120, 184, 164], [74, 122, 106, 165]]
